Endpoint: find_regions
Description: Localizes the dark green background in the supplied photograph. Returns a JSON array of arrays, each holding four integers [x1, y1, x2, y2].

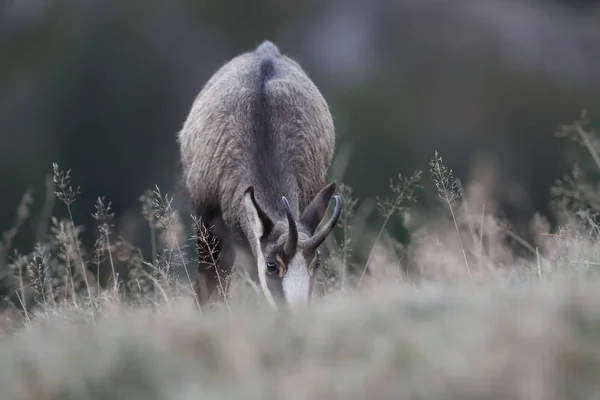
[[2, 0, 600, 258]]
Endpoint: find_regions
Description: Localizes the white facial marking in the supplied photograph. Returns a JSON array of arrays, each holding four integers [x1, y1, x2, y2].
[[282, 254, 311, 309], [244, 193, 277, 310], [254, 246, 277, 310], [243, 193, 264, 238]]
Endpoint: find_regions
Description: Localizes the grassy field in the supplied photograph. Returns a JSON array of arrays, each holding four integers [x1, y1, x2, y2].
[[2, 278, 600, 400], [1, 112, 600, 399]]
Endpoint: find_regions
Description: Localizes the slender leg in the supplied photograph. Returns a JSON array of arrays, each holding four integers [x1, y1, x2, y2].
[[194, 208, 221, 306], [194, 209, 234, 306]]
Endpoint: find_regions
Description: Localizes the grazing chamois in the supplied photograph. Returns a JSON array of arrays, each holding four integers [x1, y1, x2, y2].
[[177, 40, 342, 310]]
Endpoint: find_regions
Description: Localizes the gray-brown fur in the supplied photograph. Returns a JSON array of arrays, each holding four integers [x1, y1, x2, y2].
[[177, 40, 342, 308]]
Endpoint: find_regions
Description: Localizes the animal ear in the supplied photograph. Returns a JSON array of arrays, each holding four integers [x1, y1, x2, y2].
[[299, 182, 337, 235], [244, 186, 274, 239]]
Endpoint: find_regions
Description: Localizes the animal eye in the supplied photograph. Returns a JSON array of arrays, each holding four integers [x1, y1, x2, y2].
[[266, 262, 278, 274], [314, 251, 322, 269]]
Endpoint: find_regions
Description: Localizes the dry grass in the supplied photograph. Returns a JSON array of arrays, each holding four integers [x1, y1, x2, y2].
[[1, 111, 600, 399], [2, 278, 600, 400]]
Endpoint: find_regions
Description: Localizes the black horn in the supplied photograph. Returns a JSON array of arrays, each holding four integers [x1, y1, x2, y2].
[[304, 195, 343, 250], [281, 196, 298, 257]]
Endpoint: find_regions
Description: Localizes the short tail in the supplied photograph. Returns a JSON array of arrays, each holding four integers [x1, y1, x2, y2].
[[254, 40, 281, 58]]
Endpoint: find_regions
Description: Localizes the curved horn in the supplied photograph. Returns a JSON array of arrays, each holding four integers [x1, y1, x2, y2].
[[304, 195, 343, 250], [281, 196, 298, 257]]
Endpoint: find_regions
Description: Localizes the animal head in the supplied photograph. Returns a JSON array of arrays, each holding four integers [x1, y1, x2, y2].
[[243, 182, 342, 310]]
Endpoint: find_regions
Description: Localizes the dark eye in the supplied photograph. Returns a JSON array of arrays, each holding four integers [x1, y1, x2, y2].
[[266, 261, 278, 274], [314, 250, 322, 269]]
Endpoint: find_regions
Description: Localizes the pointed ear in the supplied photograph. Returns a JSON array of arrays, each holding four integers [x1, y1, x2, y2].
[[299, 182, 337, 235], [244, 186, 274, 239]]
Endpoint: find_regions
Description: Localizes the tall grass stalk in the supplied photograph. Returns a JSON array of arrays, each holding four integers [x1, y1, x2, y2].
[[430, 151, 474, 289]]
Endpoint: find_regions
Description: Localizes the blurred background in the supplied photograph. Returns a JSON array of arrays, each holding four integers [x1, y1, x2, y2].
[[2, 0, 600, 257]]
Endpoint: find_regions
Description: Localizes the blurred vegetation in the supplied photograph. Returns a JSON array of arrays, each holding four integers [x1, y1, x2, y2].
[[4, 278, 600, 400], [3, 2, 600, 396], [2, 0, 600, 259], [3, 18, 600, 394]]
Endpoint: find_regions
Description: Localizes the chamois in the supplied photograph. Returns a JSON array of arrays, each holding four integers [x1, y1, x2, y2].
[[177, 40, 342, 310]]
